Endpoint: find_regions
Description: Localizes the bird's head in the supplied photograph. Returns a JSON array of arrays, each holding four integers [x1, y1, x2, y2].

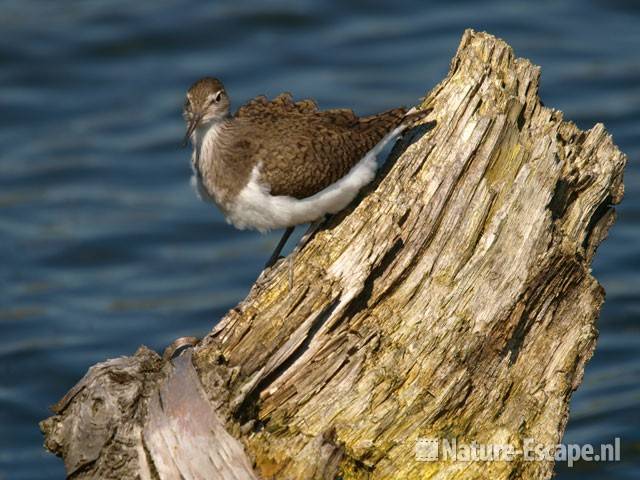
[[183, 77, 230, 146]]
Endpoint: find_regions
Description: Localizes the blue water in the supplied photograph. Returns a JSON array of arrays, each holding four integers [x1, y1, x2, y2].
[[0, 1, 638, 478]]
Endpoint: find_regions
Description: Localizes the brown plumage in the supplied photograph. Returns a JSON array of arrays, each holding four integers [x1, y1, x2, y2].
[[183, 77, 433, 265], [230, 93, 412, 199]]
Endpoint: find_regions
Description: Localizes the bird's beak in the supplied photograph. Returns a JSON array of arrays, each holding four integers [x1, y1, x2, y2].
[[182, 115, 202, 147]]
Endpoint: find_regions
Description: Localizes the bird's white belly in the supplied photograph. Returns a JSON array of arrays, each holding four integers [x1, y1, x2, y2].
[[226, 166, 368, 232], [226, 124, 404, 232]]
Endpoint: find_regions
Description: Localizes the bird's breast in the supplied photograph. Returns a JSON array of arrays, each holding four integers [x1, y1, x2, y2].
[[190, 121, 230, 208]]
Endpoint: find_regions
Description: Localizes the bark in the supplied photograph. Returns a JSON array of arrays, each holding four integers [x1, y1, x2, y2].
[[41, 29, 627, 480]]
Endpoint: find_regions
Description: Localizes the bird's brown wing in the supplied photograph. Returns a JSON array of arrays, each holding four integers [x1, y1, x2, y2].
[[235, 99, 409, 199], [235, 93, 320, 118]]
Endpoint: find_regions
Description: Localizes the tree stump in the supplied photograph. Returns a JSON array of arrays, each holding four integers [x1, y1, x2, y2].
[[40, 29, 627, 480]]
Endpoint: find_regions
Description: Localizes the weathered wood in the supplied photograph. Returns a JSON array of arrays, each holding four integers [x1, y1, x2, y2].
[[143, 350, 258, 480], [41, 29, 627, 480]]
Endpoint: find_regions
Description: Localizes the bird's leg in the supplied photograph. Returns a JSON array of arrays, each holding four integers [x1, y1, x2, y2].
[[265, 226, 295, 269], [297, 217, 327, 251]]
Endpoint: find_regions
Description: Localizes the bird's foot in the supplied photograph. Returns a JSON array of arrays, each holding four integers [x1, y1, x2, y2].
[[263, 226, 295, 271], [264, 253, 284, 270]]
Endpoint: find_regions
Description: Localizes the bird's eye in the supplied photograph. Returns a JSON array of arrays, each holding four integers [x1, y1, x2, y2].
[[214, 91, 222, 103]]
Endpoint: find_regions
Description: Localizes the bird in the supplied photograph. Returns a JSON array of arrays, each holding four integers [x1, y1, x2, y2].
[[183, 77, 432, 268]]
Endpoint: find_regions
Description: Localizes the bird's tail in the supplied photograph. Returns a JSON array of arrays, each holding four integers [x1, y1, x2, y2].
[[358, 106, 435, 149], [400, 106, 435, 129]]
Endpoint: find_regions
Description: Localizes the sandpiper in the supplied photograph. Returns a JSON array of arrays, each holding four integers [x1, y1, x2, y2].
[[183, 77, 432, 267]]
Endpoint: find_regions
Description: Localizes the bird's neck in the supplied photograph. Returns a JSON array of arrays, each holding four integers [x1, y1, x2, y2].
[[194, 118, 227, 165], [191, 117, 237, 210]]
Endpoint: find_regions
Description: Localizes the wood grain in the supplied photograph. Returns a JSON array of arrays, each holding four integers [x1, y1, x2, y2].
[[41, 30, 627, 480]]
